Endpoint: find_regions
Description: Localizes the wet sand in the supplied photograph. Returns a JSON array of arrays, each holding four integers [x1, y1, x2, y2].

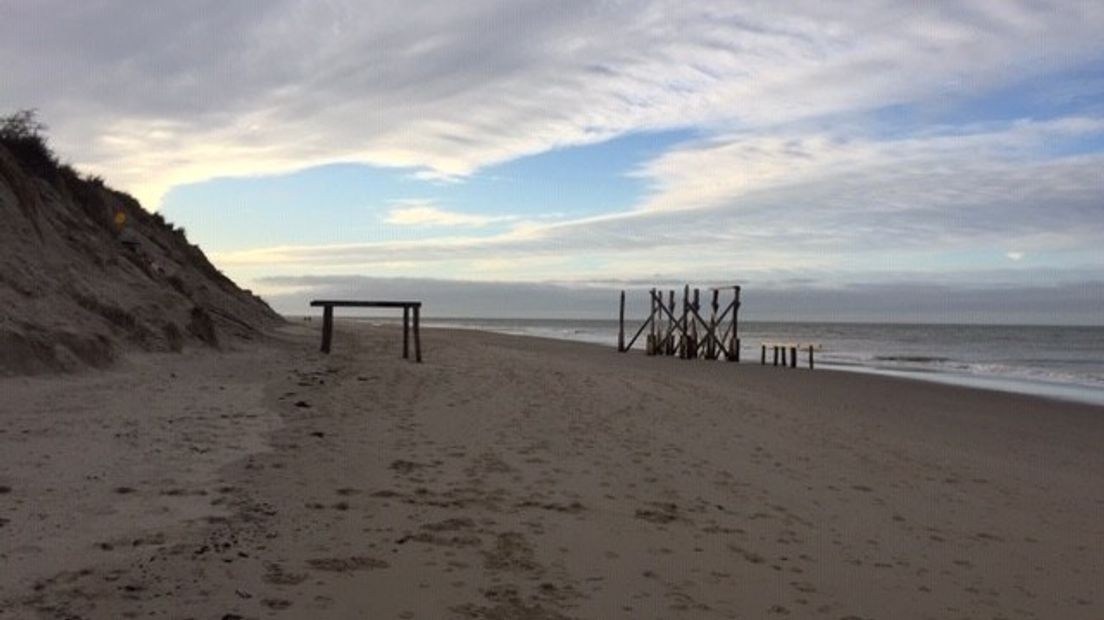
[[1, 322, 1102, 619]]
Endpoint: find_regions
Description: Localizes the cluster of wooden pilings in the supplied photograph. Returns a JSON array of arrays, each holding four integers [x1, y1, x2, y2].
[[617, 285, 741, 361]]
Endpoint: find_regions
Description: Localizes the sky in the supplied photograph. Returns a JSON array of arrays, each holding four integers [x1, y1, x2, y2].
[[2, 1, 1102, 322]]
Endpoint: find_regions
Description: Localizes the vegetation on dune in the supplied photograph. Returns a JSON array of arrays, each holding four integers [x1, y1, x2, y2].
[[0, 109, 60, 179], [0, 109, 191, 238]]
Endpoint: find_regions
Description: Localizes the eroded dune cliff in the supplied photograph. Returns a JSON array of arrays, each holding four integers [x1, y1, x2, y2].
[[0, 123, 281, 375]]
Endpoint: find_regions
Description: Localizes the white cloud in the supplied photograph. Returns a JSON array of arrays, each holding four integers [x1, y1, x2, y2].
[[2, 1, 1102, 206], [212, 117, 1104, 278], [384, 201, 515, 227], [7, 0, 1104, 308], [632, 117, 1104, 215]]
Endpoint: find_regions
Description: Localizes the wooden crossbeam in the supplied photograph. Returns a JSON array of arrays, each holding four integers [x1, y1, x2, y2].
[[652, 290, 689, 344], [687, 304, 731, 359], [623, 313, 654, 351]]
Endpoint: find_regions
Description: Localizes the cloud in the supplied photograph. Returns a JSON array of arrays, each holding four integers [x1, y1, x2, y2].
[[8, 0, 1103, 314], [211, 117, 1104, 276], [384, 201, 515, 227], [2, 1, 1101, 206]]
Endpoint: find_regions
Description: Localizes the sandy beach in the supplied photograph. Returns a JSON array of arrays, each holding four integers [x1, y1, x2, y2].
[[1, 321, 1102, 619]]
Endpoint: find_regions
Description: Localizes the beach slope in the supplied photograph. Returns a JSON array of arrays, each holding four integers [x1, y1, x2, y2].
[[1, 323, 1101, 619]]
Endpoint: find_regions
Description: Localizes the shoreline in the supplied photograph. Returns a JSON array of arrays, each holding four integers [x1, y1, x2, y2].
[[2, 322, 1102, 618], [817, 360, 1104, 407], [317, 315, 1104, 408]]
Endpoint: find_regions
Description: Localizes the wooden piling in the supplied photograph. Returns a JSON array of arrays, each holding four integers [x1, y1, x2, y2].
[[321, 305, 334, 353], [761, 344, 766, 365], [781, 346, 787, 367], [667, 290, 676, 355], [709, 290, 719, 360], [618, 290, 626, 352], [403, 306, 410, 359], [808, 345, 815, 370], [689, 317, 698, 359], [653, 290, 661, 354], [675, 284, 684, 357], [773, 346, 779, 366], [790, 346, 797, 369], [656, 290, 665, 355], [691, 288, 700, 358], [413, 305, 422, 363], [730, 286, 741, 362]]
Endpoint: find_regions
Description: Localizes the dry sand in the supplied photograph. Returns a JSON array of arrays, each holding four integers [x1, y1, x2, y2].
[[1, 321, 1101, 619]]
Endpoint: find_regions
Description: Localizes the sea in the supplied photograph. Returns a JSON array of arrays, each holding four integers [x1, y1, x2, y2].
[[416, 318, 1104, 407]]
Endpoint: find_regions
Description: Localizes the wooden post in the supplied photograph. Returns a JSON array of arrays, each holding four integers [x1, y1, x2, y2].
[[730, 286, 741, 362], [413, 304, 422, 363], [790, 346, 797, 369], [321, 304, 334, 353], [761, 345, 766, 365], [647, 289, 657, 355], [691, 288, 700, 358], [662, 289, 671, 353], [649, 286, 657, 350], [679, 285, 689, 359], [808, 345, 814, 370], [403, 306, 410, 359], [773, 345, 779, 366], [781, 346, 787, 367], [689, 315, 698, 359], [709, 290, 719, 360], [618, 290, 626, 352]]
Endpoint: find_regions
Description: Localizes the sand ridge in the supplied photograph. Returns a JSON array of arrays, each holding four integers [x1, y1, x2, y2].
[[1, 322, 1102, 618]]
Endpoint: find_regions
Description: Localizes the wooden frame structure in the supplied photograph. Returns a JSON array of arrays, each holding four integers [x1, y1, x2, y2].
[[309, 300, 422, 362], [617, 285, 741, 361]]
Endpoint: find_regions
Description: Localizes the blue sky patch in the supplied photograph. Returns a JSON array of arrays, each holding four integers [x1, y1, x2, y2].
[[161, 129, 695, 252]]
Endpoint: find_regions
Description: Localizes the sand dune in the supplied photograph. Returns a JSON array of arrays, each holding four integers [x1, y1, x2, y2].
[[0, 138, 280, 377], [1, 322, 1101, 619]]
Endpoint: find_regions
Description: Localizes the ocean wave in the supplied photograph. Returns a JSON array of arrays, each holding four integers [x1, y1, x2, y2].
[[873, 355, 953, 363]]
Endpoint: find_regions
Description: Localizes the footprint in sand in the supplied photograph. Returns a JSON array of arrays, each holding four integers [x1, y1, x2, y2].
[[389, 459, 435, 475], [482, 532, 541, 573], [307, 556, 390, 572], [263, 563, 309, 585], [634, 502, 680, 524]]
